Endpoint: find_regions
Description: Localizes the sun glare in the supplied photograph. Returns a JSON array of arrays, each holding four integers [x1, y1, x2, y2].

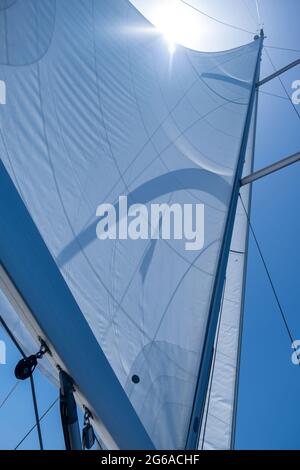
[[153, 1, 200, 54], [130, 0, 256, 52]]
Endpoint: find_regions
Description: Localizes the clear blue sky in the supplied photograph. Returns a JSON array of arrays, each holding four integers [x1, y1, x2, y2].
[[0, 0, 299, 450], [235, 0, 300, 449]]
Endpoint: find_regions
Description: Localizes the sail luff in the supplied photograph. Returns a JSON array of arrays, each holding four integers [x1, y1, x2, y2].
[[230, 90, 260, 449], [186, 32, 264, 450], [199, 92, 259, 450]]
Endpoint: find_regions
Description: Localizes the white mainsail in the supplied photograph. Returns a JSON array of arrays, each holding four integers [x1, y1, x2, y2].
[[0, 0, 261, 449]]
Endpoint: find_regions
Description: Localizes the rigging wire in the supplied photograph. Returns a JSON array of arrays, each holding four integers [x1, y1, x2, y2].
[[260, 90, 289, 101], [266, 45, 300, 54], [242, 0, 259, 29], [14, 397, 59, 450], [0, 382, 20, 411], [16, 395, 102, 451], [0, 315, 25, 358], [255, 0, 262, 26], [0, 315, 44, 450], [29, 376, 43, 450], [239, 195, 299, 361], [264, 48, 300, 122], [180, 0, 256, 35]]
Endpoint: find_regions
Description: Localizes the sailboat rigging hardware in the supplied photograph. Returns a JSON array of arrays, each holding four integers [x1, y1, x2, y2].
[[14, 340, 50, 381], [241, 151, 300, 186], [59, 370, 82, 450], [82, 406, 96, 450], [257, 58, 300, 87]]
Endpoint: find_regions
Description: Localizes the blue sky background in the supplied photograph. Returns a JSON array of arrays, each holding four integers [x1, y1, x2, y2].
[[0, 0, 300, 450], [235, 0, 300, 449]]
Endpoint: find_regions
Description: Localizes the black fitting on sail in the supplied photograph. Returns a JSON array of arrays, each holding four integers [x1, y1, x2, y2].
[[59, 370, 82, 450], [14, 340, 50, 380], [82, 406, 96, 450]]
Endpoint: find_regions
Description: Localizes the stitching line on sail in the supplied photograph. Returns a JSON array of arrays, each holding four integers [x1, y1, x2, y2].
[[0, 0, 57, 68], [95, 48, 255, 209]]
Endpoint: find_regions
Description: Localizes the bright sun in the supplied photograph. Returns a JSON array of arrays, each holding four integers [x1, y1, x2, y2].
[[152, 1, 200, 53], [130, 0, 256, 53]]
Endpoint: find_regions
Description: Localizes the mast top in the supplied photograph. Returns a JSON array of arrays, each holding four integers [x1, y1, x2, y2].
[[254, 29, 265, 41]]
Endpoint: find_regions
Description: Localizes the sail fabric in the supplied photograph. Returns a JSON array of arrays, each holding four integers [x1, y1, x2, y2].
[[199, 105, 257, 449], [0, 0, 260, 449]]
